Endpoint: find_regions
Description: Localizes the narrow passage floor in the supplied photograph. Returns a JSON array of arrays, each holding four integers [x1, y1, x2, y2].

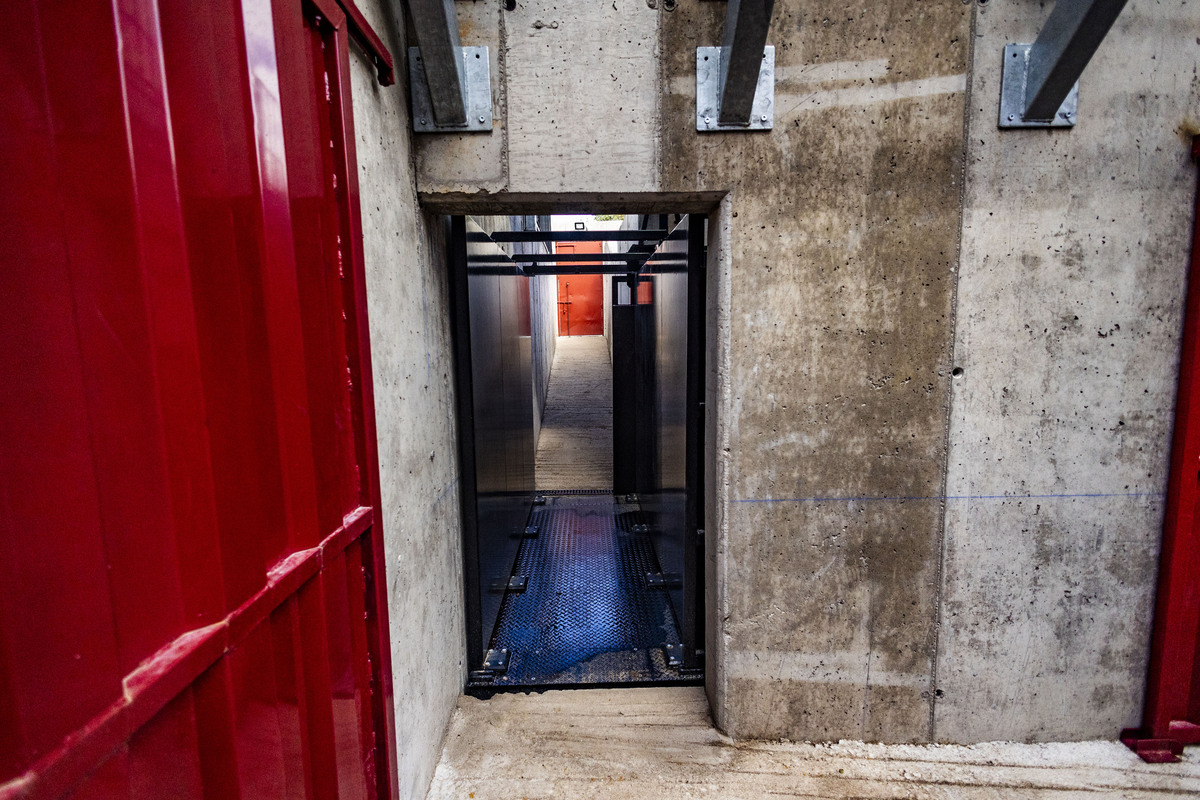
[[478, 336, 686, 687], [481, 494, 688, 687], [427, 688, 1200, 800], [535, 335, 612, 491]]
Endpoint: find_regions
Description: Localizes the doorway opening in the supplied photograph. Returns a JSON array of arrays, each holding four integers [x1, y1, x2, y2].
[[448, 212, 707, 690]]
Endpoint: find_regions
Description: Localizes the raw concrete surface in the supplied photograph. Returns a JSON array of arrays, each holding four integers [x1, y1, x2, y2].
[[426, 687, 1200, 799], [535, 336, 613, 490], [351, 2, 466, 797], [415, 0, 661, 199], [406, 0, 1200, 751], [937, 0, 1200, 742], [661, 0, 971, 742]]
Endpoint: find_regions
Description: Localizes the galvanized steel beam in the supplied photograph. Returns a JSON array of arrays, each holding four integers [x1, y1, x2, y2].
[[697, 0, 775, 131], [405, 0, 492, 132], [999, 0, 1127, 128]]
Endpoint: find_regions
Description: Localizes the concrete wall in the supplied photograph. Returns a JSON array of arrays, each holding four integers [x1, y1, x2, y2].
[[935, 0, 1200, 742], [663, 0, 970, 743], [409, 0, 1200, 746], [349, 2, 465, 796]]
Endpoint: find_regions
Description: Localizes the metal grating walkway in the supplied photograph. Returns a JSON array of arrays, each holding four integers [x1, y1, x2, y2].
[[476, 494, 694, 688]]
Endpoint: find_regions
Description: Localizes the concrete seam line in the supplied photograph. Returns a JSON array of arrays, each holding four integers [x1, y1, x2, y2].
[[928, 0, 979, 746]]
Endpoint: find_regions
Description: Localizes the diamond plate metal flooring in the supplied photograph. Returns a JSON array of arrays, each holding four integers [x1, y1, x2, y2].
[[478, 494, 693, 687]]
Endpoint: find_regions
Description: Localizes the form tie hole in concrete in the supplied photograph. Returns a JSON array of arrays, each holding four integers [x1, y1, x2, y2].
[[952, 367, 964, 379]]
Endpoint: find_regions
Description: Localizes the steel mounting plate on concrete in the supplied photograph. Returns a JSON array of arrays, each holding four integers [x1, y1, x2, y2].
[[696, 46, 774, 131], [999, 43, 1078, 128], [409, 46, 492, 133]]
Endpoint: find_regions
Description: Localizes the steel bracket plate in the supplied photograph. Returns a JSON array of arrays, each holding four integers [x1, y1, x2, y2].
[[663, 644, 683, 667], [482, 647, 510, 673], [646, 572, 682, 590], [488, 575, 528, 594], [409, 46, 493, 133], [696, 46, 774, 131], [999, 43, 1078, 128]]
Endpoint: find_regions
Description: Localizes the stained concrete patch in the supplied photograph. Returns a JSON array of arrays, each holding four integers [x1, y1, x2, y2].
[[659, 0, 970, 742]]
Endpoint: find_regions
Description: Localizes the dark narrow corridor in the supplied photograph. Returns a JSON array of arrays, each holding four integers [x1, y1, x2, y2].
[[459, 214, 704, 690]]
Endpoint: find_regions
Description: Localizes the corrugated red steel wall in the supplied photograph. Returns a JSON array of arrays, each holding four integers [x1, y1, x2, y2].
[[0, 0, 397, 796]]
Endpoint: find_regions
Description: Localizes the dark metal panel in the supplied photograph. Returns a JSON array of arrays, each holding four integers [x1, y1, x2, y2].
[[683, 220, 708, 669], [612, 303, 639, 495], [634, 215, 706, 670], [453, 218, 536, 661], [490, 230, 668, 243], [449, 216, 486, 669], [647, 218, 690, 634]]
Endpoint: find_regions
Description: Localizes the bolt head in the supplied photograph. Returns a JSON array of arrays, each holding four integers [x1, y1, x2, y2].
[[420, 118, 427, 125], [760, 114, 767, 122], [479, 115, 486, 123], [1007, 114, 1014, 121], [704, 116, 711, 124]]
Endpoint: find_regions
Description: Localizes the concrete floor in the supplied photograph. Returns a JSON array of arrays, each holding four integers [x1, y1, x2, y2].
[[535, 335, 612, 491], [426, 687, 1200, 799]]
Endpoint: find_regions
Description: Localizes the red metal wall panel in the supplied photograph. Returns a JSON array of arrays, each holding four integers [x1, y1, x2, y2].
[[0, 0, 396, 796]]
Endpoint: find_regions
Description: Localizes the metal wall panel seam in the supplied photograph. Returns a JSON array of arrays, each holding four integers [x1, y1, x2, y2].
[[240, 0, 325, 560], [314, 0, 400, 790]]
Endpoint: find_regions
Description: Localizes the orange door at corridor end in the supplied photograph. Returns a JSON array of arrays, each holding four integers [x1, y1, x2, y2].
[[556, 242, 604, 336]]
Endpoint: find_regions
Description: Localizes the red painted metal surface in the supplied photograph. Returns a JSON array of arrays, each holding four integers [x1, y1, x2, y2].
[[0, 0, 396, 796], [1122, 136, 1200, 763], [555, 243, 605, 336], [337, 0, 395, 86]]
